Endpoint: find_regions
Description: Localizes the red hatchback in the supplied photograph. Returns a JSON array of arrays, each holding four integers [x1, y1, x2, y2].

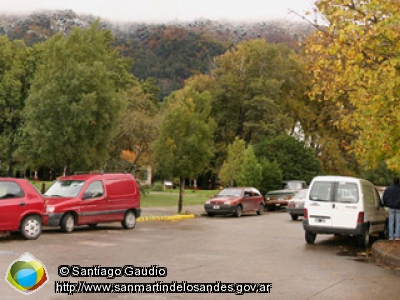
[[0, 178, 47, 239], [204, 187, 265, 217]]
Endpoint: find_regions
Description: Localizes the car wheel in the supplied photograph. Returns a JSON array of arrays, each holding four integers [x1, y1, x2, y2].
[[257, 204, 264, 215], [291, 214, 298, 221], [234, 205, 242, 218], [20, 215, 42, 240], [60, 214, 75, 233], [207, 212, 215, 217], [356, 226, 370, 247], [88, 223, 98, 228], [305, 231, 316, 244], [122, 210, 136, 229]]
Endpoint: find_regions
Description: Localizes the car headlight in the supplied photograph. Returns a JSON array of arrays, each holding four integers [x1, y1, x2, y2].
[[266, 197, 270, 200], [46, 205, 55, 213]]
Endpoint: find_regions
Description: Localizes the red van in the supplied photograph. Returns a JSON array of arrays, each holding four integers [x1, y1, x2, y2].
[[0, 178, 47, 240], [44, 173, 141, 233]]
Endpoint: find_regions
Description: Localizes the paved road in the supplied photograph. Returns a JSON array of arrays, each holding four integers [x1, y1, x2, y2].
[[0, 209, 399, 300]]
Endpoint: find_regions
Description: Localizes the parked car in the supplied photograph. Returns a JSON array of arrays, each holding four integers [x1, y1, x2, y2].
[[204, 187, 265, 217], [265, 180, 307, 211], [0, 178, 47, 240], [286, 189, 308, 220], [303, 176, 387, 247], [44, 173, 141, 233]]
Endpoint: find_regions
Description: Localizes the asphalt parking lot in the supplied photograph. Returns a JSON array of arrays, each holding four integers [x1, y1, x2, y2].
[[1, 209, 400, 300]]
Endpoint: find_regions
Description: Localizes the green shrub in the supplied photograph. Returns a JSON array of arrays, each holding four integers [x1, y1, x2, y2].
[[152, 181, 164, 191]]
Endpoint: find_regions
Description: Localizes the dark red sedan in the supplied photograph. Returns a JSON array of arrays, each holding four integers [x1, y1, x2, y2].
[[204, 187, 265, 217]]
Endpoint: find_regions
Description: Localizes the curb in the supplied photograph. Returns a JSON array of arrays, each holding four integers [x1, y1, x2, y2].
[[137, 214, 196, 222], [372, 240, 400, 274]]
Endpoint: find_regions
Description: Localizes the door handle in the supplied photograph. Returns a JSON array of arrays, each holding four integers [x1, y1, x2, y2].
[[20, 202, 26, 207]]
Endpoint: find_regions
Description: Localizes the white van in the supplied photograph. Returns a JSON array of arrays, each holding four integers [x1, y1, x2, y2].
[[303, 176, 387, 247]]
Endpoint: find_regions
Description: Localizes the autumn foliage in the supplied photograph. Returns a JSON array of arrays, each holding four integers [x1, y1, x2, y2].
[[305, 0, 400, 171]]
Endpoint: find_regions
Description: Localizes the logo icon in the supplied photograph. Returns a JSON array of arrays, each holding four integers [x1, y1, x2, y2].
[[5, 252, 48, 295]]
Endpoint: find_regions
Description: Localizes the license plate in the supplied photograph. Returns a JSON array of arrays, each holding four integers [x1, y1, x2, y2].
[[213, 205, 220, 209]]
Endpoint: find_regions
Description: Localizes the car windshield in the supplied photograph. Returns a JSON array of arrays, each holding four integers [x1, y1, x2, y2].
[[44, 180, 85, 197], [218, 189, 242, 197]]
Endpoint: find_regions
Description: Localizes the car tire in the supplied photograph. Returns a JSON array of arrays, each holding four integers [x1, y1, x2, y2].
[[122, 210, 136, 229], [257, 204, 264, 215], [60, 214, 75, 233], [356, 226, 370, 247], [20, 215, 42, 240], [305, 231, 316, 244], [234, 205, 242, 218], [291, 214, 299, 221]]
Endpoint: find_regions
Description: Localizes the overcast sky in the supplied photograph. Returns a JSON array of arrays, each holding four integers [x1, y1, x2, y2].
[[1, 0, 316, 23]]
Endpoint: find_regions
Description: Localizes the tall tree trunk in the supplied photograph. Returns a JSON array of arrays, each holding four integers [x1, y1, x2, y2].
[[178, 177, 184, 213]]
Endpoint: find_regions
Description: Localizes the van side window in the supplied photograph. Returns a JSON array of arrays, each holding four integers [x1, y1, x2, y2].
[[336, 183, 358, 203], [361, 184, 375, 206], [83, 181, 104, 199]]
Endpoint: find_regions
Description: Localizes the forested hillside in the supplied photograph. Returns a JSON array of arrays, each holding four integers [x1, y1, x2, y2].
[[0, 10, 313, 98]]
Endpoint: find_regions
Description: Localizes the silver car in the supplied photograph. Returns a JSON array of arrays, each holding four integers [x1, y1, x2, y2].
[[286, 189, 308, 220]]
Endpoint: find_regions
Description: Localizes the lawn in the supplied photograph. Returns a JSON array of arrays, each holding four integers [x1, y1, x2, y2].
[[30, 180, 218, 207], [141, 190, 218, 207]]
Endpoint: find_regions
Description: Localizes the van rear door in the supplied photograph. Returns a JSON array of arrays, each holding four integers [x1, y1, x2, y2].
[[307, 181, 335, 227], [331, 181, 359, 229]]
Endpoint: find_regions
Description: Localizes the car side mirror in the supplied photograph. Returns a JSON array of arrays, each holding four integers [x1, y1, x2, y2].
[[82, 192, 92, 200]]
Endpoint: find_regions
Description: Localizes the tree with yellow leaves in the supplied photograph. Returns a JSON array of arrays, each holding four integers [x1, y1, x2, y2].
[[305, 0, 400, 171]]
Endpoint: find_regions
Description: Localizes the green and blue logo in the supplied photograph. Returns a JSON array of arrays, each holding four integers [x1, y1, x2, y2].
[[5, 252, 48, 295]]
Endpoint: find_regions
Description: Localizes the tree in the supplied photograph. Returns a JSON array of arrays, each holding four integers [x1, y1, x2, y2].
[[219, 137, 246, 187], [361, 161, 397, 187], [304, 0, 400, 171], [18, 21, 135, 175], [235, 145, 262, 188], [0, 36, 31, 175], [259, 158, 283, 195], [110, 78, 161, 171], [185, 41, 309, 174], [211, 39, 305, 146], [152, 84, 216, 213], [255, 135, 322, 184]]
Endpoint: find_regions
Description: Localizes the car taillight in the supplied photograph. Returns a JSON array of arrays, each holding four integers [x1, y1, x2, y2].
[[357, 212, 364, 223], [304, 208, 308, 220]]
